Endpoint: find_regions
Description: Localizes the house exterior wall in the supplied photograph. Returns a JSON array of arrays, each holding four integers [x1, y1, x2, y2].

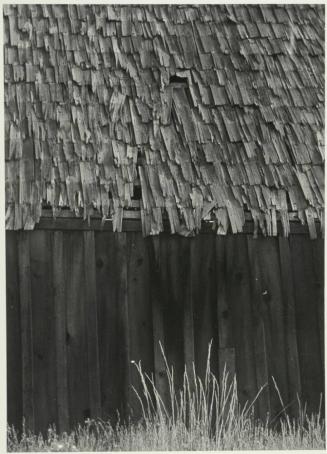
[[6, 228, 324, 433]]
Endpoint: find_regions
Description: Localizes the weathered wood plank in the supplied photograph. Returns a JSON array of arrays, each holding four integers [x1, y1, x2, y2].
[[40, 208, 317, 223], [7, 229, 325, 431], [6, 232, 22, 430], [83, 231, 101, 420], [65, 232, 90, 427], [191, 235, 219, 381], [216, 236, 236, 382], [115, 233, 131, 420], [37, 218, 143, 232], [162, 235, 186, 390], [29, 231, 57, 434], [53, 231, 69, 432], [126, 232, 153, 420], [225, 235, 257, 407], [247, 237, 284, 421], [311, 238, 324, 372], [146, 236, 170, 410], [290, 236, 324, 414], [278, 237, 302, 416], [181, 238, 195, 377], [18, 232, 34, 432], [36, 215, 319, 235], [95, 232, 129, 421], [258, 238, 289, 416]]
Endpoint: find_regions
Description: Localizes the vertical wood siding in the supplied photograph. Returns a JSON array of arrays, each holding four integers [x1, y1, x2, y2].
[[6, 230, 324, 433]]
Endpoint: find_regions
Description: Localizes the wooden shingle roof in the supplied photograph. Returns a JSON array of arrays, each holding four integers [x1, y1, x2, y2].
[[4, 4, 325, 236]]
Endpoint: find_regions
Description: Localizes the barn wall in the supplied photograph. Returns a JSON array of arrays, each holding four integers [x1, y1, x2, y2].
[[6, 229, 324, 433]]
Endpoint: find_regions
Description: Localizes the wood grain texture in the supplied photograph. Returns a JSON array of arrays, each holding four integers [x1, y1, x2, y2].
[[53, 231, 69, 432], [83, 231, 101, 419], [6, 230, 325, 432], [191, 235, 219, 381], [6, 232, 22, 430], [290, 236, 324, 415], [278, 237, 302, 416], [311, 239, 324, 373], [95, 232, 127, 421], [146, 236, 170, 410], [18, 232, 34, 432], [36, 215, 318, 236], [216, 236, 236, 381], [126, 232, 153, 420], [248, 236, 290, 420], [161, 235, 185, 390], [115, 233, 131, 420], [259, 238, 289, 414], [181, 238, 195, 377], [65, 232, 90, 427], [225, 235, 257, 407], [4, 5, 324, 236], [29, 231, 57, 434]]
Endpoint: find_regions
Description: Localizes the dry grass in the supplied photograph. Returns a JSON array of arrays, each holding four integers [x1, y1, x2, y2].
[[8, 343, 325, 451]]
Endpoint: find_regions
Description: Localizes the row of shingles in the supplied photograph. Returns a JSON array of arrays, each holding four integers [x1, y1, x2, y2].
[[268, 8, 325, 236], [109, 5, 171, 234], [3, 5, 144, 229], [121, 6, 229, 234], [234, 38, 324, 236], [54, 4, 197, 234], [135, 4, 211, 233], [76, 3, 322, 236], [4, 4, 246, 231], [147, 8, 240, 233], [184, 14, 290, 231], [238, 16, 321, 231], [192, 6, 286, 233], [141, 5, 318, 234], [157, 11, 219, 234], [101, 3, 326, 236], [60, 8, 169, 234], [241, 15, 320, 234], [41, 4, 140, 226], [72, 4, 192, 234], [3, 4, 324, 234], [4, 5, 38, 228], [46, 3, 326, 236], [172, 6, 250, 233], [283, 3, 325, 232], [126, 6, 199, 234], [187, 5, 326, 236], [4, 5, 97, 227], [1, 6, 280, 234], [66, 3, 326, 236], [4, 6, 135, 226]]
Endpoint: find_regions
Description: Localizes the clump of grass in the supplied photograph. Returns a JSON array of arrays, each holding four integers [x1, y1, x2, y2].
[[7, 342, 325, 451]]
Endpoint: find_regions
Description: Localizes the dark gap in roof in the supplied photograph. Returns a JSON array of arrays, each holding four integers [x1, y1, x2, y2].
[[136, 146, 143, 165], [133, 147, 143, 201], [42, 199, 51, 208], [286, 192, 293, 212], [169, 75, 188, 85], [132, 185, 142, 201]]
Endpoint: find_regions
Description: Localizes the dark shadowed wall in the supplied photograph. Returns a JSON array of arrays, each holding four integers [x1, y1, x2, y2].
[[6, 227, 324, 434]]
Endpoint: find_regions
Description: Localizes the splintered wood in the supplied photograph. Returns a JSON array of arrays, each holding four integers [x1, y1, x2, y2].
[[4, 5, 324, 237]]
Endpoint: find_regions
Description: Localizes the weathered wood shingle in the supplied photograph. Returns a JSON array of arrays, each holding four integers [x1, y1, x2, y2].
[[4, 4, 325, 236]]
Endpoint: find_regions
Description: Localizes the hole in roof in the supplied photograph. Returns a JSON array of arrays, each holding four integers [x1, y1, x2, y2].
[[169, 75, 188, 85], [132, 185, 142, 201]]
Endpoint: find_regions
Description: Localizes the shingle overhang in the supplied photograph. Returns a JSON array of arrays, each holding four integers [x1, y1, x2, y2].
[[4, 4, 325, 237]]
